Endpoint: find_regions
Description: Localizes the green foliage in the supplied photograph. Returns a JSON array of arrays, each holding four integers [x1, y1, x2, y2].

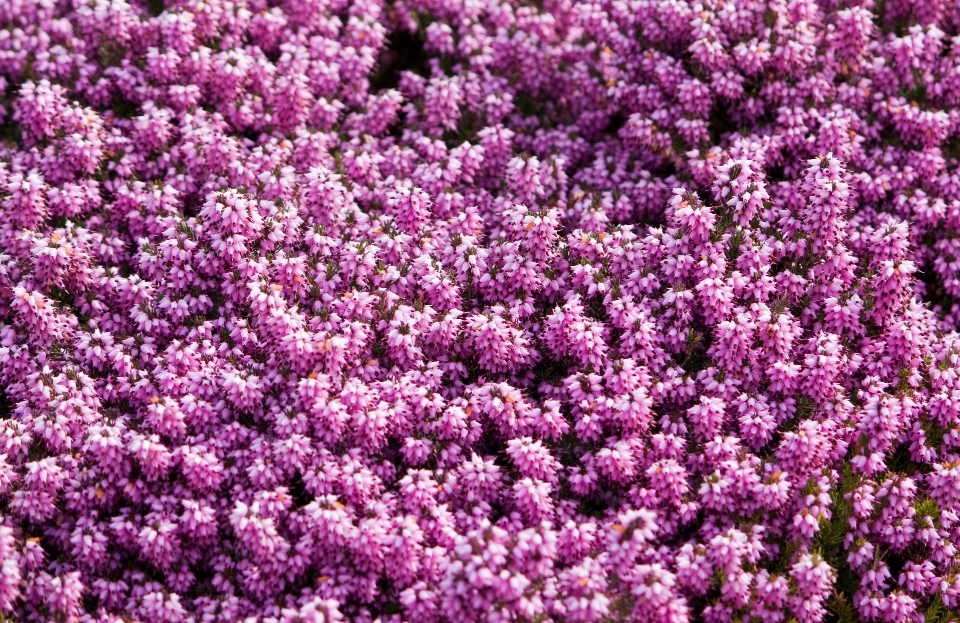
[[924, 594, 959, 623], [826, 591, 858, 623]]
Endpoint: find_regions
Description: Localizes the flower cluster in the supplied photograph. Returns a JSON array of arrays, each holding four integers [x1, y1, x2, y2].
[[2, 0, 960, 622]]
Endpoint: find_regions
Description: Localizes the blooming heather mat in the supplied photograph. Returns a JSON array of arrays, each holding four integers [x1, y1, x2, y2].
[[4, 0, 960, 621]]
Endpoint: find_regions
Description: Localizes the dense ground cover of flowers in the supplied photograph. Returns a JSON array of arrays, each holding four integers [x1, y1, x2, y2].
[[7, 0, 960, 621]]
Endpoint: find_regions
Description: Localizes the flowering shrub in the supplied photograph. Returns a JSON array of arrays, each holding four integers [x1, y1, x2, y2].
[[4, 0, 960, 621]]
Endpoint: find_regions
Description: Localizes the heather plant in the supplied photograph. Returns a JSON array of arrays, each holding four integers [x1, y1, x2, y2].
[[4, 0, 960, 622]]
